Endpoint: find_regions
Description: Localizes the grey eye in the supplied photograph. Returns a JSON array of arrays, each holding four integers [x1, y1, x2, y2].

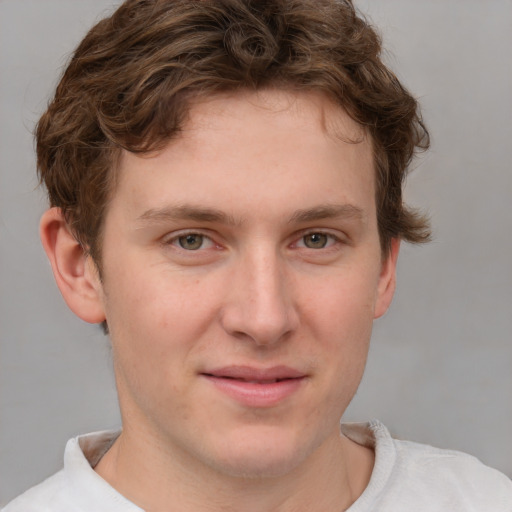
[[178, 234, 204, 250], [303, 233, 329, 249]]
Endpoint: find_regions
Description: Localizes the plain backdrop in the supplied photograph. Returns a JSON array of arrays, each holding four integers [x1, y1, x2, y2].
[[1, 0, 511, 505]]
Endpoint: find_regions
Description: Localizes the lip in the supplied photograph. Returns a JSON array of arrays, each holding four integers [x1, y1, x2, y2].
[[201, 365, 307, 407]]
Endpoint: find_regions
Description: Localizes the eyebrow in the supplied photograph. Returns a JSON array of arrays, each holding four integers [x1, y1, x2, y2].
[[136, 205, 240, 226], [288, 204, 365, 224], [136, 203, 365, 227]]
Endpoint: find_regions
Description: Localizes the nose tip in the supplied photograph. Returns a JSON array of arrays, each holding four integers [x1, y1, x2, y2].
[[224, 306, 296, 346], [219, 254, 298, 346]]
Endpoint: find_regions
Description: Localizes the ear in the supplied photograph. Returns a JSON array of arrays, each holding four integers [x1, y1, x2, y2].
[[40, 207, 106, 324], [374, 238, 400, 319]]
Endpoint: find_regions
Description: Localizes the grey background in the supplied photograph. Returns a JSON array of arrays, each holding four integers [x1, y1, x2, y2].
[[1, 0, 511, 505]]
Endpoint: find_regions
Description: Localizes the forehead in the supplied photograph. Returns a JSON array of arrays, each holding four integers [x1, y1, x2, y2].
[[185, 89, 367, 141], [111, 89, 375, 221]]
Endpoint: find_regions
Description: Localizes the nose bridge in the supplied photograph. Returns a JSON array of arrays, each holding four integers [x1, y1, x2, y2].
[[221, 243, 297, 345]]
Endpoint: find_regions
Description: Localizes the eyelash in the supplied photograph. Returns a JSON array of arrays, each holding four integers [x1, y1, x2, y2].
[[294, 230, 341, 250], [163, 231, 216, 251], [162, 229, 343, 252]]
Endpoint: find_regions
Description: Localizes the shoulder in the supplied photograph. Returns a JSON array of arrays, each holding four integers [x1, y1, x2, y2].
[[393, 437, 512, 503], [381, 424, 512, 511], [343, 421, 512, 512], [2, 430, 140, 512], [1, 470, 74, 512]]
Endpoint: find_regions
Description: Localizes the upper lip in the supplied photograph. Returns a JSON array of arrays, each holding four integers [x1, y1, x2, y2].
[[201, 365, 306, 382]]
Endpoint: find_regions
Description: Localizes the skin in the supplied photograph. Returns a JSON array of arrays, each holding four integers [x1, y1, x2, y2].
[[41, 89, 399, 511]]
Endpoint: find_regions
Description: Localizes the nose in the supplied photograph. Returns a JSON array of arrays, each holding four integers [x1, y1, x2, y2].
[[219, 248, 299, 346]]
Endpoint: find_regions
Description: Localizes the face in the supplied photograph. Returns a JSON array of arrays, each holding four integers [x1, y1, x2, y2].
[[95, 90, 397, 478]]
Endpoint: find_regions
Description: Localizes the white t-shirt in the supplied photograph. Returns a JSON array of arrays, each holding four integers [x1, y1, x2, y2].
[[3, 420, 511, 511]]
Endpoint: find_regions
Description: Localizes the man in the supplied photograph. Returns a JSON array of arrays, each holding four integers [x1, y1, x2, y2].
[[3, 0, 511, 510]]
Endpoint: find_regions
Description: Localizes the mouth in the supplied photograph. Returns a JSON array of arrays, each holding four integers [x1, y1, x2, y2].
[[200, 365, 307, 407], [217, 378, 291, 384]]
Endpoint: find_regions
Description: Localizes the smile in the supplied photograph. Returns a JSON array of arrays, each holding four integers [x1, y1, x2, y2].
[[201, 366, 307, 407]]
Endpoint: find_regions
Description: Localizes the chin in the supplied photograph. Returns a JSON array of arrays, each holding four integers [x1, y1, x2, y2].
[[203, 428, 316, 480]]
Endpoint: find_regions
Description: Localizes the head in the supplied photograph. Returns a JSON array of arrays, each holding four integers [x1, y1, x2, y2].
[[36, 0, 429, 271], [36, 0, 430, 486]]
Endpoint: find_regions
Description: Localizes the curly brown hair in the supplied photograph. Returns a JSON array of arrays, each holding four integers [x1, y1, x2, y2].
[[36, 0, 430, 263]]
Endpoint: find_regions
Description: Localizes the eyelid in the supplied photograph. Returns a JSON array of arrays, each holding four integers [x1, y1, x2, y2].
[[159, 227, 348, 251], [292, 229, 345, 248], [161, 229, 218, 249]]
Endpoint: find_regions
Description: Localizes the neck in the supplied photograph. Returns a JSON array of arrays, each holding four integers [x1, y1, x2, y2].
[[94, 424, 374, 512]]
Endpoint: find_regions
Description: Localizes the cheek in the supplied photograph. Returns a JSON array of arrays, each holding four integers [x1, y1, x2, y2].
[[305, 267, 379, 341], [103, 268, 220, 364], [302, 270, 378, 392], [318, 298, 374, 414]]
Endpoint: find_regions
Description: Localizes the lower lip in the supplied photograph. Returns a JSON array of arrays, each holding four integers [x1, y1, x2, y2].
[[202, 375, 305, 407]]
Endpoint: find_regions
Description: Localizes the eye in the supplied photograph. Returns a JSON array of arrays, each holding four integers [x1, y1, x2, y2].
[[178, 234, 204, 250], [168, 233, 215, 251], [299, 232, 336, 249]]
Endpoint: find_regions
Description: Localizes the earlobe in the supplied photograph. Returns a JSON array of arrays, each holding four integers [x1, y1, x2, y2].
[[374, 238, 400, 319], [40, 207, 106, 324]]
